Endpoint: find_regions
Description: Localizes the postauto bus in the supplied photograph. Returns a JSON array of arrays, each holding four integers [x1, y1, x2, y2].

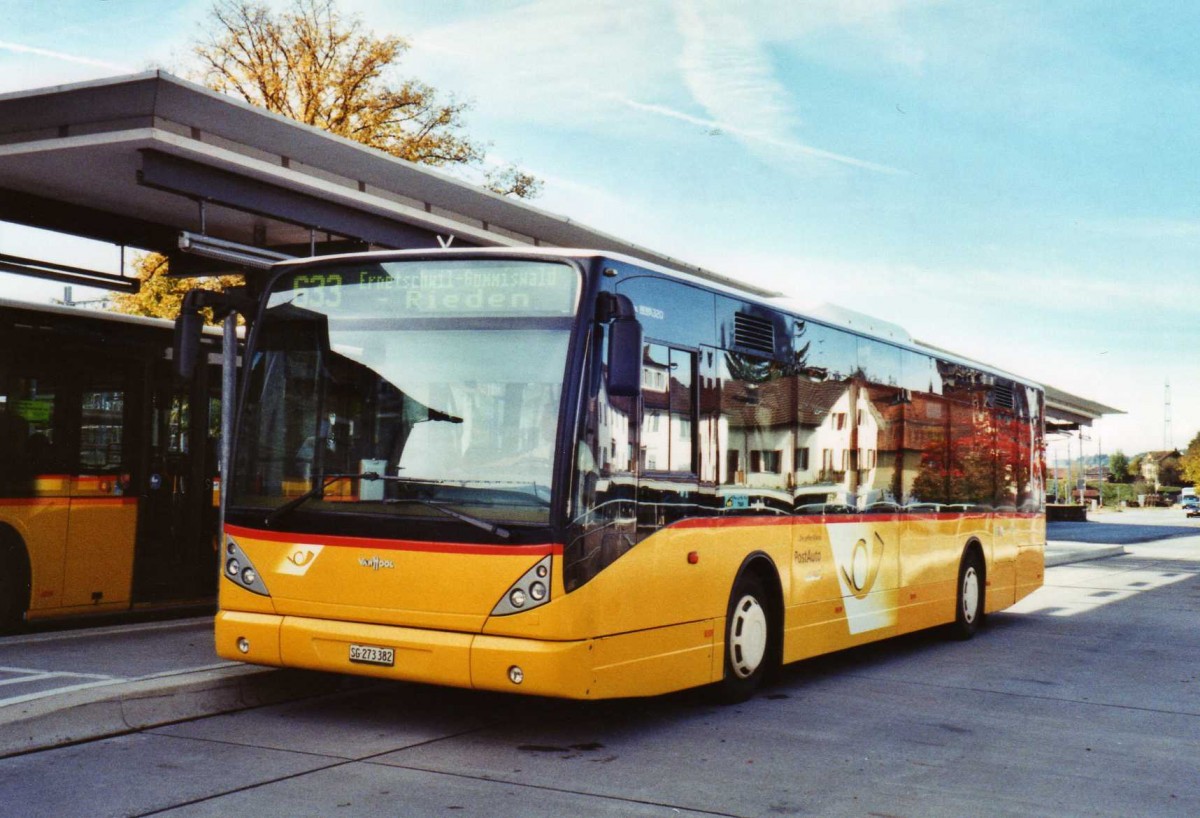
[[0, 298, 222, 630], [183, 248, 1045, 701]]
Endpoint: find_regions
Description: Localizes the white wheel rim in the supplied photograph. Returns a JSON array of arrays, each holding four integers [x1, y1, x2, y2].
[[962, 567, 980, 624], [729, 594, 768, 678]]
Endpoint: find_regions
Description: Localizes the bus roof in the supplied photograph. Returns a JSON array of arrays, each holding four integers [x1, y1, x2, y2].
[[272, 247, 1043, 391], [0, 296, 225, 336]]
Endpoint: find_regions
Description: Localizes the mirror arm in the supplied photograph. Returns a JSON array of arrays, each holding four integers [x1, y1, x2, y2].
[[596, 291, 636, 322]]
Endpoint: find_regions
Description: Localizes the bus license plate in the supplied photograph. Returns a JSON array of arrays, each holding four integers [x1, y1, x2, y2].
[[349, 644, 394, 666]]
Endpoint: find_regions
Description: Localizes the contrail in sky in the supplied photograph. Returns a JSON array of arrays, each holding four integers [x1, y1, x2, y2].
[[611, 95, 908, 176], [0, 41, 133, 73]]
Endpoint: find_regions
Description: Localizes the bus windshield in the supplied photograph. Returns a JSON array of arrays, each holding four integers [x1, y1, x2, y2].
[[229, 258, 579, 531]]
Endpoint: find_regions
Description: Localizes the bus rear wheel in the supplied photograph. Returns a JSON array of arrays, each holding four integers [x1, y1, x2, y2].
[[716, 573, 772, 703], [950, 549, 985, 640]]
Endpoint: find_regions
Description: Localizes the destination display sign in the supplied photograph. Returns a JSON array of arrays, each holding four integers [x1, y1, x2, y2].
[[275, 260, 578, 318]]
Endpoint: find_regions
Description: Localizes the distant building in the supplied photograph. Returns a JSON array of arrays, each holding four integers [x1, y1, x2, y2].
[[1140, 450, 1182, 487]]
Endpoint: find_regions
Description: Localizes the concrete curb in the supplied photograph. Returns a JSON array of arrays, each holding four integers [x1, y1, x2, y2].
[[1045, 544, 1127, 567], [0, 664, 371, 759]]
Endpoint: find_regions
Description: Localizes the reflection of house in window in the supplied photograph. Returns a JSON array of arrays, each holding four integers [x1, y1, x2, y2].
[[750, 449, 782, 474], [642, 368, 667, 391], [641, 343, 697, 473], [725, 450, 741, 484], [820, 448, 841, 481], [858, 447, 877, 484], [795, 447, 810, 471]]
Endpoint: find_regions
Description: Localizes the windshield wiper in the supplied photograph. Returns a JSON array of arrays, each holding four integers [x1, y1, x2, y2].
[[426, 408, 463, 424], [263, 472, 511, 540], [263, 471, 389, 528], [383, 498, 511, 540]]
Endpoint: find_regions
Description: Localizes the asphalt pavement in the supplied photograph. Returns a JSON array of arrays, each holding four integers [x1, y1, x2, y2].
[[2, 507, 1195, 759]]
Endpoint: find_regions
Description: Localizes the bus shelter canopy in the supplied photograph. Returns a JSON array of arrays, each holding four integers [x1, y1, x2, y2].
[[0, 71, 764, 293]]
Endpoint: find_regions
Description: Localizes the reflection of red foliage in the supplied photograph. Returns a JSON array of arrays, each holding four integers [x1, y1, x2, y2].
[[911, 400, 1037, 509]]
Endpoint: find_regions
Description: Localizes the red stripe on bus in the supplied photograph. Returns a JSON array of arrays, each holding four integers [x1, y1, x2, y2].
[[673, 516, 792, 529], [224, 524, 563, 556], [674, 511, 1043, 529], [0, 496, 137, 507]]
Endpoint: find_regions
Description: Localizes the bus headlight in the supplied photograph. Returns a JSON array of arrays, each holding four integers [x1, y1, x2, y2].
[[491, 555, 553, 616], [223, 538, 270, 597]]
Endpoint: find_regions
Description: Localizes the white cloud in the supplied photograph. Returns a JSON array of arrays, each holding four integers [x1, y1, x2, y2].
[[405, 0, 677, 123], [673, 0, 796, 140], [366, 0, 944, 187], [654, 2, 906, 174]]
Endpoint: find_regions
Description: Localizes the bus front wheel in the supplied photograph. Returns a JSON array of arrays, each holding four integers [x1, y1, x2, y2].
[[0, 538, 30, 633], [716, 573, 772, 702]]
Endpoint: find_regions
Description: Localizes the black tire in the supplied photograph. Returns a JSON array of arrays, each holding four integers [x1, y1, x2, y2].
[[950, 549, 985, 640], [0, 540, 30, 633], [715, 573, 773, 703]]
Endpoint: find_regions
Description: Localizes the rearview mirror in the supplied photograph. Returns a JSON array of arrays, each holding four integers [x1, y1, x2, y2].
[[173, 310, 204, 380], [606, 315, 643, 397]]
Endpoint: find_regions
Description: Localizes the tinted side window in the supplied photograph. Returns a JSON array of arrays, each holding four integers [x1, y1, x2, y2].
[[641, 344, 696, 474], [856, 339, 903, 511], [716, 351, 791, 512], [794, 320, 856, 382], [0, 367, 68, 492], [791, 321, 856, 513]]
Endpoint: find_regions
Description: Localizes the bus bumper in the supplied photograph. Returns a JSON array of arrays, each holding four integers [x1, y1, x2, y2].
[[215, 610, 596, 698]]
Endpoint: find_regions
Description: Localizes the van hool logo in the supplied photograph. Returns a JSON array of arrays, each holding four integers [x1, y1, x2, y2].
[[359, 556, 395, 571]]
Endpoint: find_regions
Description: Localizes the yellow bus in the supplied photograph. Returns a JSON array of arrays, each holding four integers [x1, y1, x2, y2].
[[186, 248, 1045, 700], [0, 298, 222, 630]]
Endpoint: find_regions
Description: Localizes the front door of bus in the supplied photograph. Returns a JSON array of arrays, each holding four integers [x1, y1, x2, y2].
[[132, 358, 219, 602]]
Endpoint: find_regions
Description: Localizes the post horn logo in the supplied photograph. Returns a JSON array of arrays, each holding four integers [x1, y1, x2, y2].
[[288, 550, 316, 567], [841, 532, 887, 600]]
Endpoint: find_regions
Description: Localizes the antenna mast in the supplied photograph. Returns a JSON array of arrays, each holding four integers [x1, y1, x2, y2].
[[1164, 378, 1173, 451]]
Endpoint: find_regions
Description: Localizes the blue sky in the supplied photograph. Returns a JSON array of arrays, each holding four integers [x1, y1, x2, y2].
[[2, 0, 1198, 461]]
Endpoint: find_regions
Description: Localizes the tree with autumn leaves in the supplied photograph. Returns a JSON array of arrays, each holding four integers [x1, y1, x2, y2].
[[1180, 432, 1200, 490], [112, 0, 539, 319], [108, 254, 241, 321]]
